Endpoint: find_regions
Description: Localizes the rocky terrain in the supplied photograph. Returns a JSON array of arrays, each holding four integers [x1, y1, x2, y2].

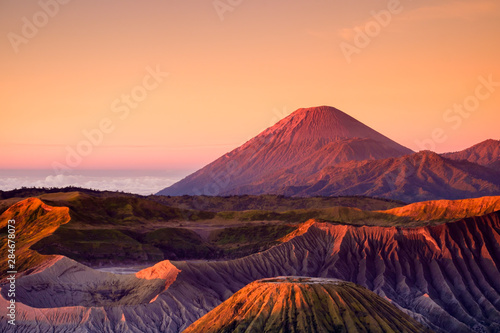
[[2, 256, 179, 308], [0, 191, 415, 275], [0, 198, 70, 277], [2, 192, 498, 278], [184, 277, 432, 333], [1, 194, 500, 332]]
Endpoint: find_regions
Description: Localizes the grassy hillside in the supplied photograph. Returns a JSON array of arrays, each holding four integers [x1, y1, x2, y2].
[[2, 188, 497, 274], [150, 194, 406, 212]]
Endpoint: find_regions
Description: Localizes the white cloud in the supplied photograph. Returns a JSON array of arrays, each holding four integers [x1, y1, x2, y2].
[[0, 175, 178, 195]]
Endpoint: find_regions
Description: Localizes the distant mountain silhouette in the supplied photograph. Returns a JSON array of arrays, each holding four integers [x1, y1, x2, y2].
[[158, 106, 413, 196], [443, 139, 500, 171], [157, 106, 500, 201], [276, 151, 500, 202]]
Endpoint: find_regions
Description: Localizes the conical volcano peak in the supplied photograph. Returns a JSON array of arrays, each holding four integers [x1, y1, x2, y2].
[[258, 106, 407, 149], [290, 105, 356, 120], [158, 105, 415, 196], [285, 105, 351, 121], [184, 276, 432, 333]]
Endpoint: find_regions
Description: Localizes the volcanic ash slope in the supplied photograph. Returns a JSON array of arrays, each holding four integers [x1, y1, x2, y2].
[[3, 212, 500, 332], [183, 277, 432, 333]]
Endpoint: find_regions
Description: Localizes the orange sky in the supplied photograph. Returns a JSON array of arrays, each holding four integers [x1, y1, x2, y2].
[[1, 0, 499, 173]]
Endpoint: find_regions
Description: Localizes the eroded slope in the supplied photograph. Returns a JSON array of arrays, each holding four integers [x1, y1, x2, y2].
[[0, 198, 70, 279], [184, 277, 432, 333], [3, 213, 500, 332]]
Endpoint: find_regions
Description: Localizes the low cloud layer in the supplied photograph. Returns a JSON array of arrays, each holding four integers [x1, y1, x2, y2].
[[0, 174, 178, 195]]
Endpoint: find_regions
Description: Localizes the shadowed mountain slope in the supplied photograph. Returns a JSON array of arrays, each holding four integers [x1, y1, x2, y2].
[[273, 151, 500, 201]]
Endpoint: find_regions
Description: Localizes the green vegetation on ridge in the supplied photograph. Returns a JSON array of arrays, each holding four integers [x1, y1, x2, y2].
[[3, 188, 495, 273]]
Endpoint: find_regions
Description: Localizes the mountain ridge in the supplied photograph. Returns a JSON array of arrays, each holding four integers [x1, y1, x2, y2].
[[158, 106, 500, 201], [275, 150, 500, 201], [158, 106, 413, 196], [5, 212, 500, 332], [443, 139, 500, 170]]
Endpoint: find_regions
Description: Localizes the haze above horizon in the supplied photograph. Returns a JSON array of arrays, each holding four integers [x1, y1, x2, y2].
[[1, 0, 499, 173]]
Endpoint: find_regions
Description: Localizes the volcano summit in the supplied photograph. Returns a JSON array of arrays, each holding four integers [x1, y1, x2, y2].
[[158, 106, 500, 201], [158, 106, 413, 196]]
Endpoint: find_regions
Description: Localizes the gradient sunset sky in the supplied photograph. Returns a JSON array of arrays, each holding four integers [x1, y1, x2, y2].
[[1, 0, 499, 175]]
